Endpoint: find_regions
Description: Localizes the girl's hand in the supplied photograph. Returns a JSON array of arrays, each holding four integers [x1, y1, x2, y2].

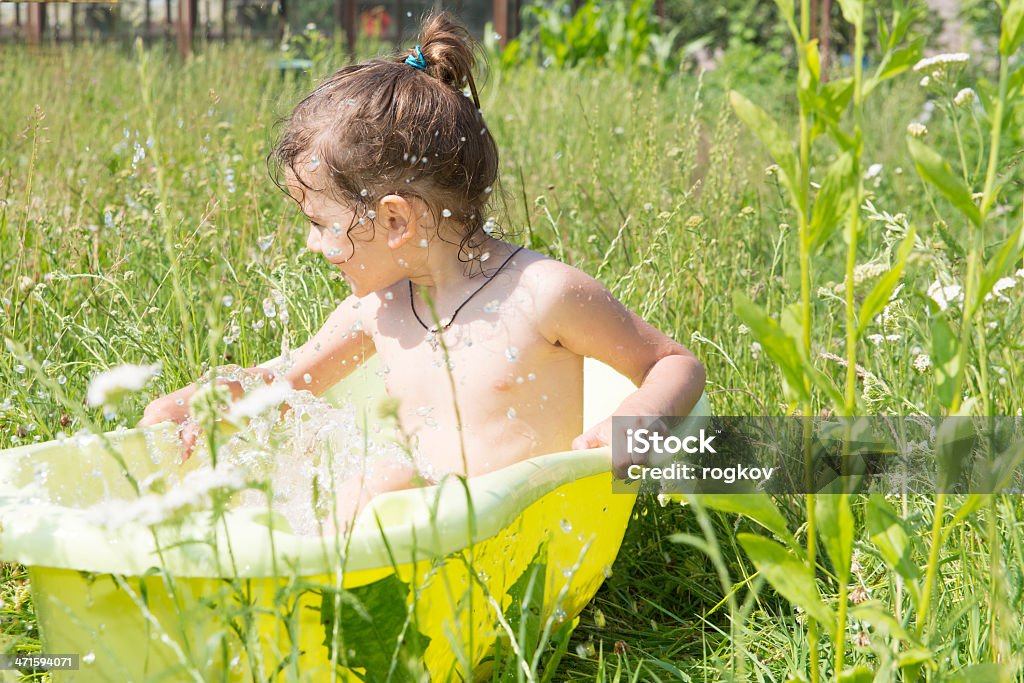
[[572, 415, 669, 479], [571, 420, 612, 451], [139, 385, 196, 428], [138, 384, 205, 462]]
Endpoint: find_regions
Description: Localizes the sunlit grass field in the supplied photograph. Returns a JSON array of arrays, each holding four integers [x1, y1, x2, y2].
[[2, 25, 1024, 680]]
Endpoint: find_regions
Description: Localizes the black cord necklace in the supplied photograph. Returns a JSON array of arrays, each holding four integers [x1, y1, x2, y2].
[[409, 245, 524, 350]]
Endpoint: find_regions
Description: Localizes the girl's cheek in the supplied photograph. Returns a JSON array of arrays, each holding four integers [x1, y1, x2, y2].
[[306, 228, 321, 253]]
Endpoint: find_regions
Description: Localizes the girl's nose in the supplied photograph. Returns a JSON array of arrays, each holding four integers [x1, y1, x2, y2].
[[306, 226, 321, 253]]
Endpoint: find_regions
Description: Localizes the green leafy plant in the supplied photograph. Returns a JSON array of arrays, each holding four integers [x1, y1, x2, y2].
[[496, 0, 684, 76]]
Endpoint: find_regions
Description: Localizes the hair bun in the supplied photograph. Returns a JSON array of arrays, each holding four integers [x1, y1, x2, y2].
[[411, 12, 481, 107]]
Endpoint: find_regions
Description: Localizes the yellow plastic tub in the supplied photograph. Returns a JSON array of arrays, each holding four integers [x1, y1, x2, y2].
[[0, 357, 708, 681]]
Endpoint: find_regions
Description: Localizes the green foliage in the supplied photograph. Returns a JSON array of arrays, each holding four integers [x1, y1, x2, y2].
[[318, 575, 431, 678], [498, 0, 684, 75], [737, 533, 834, 627], [664, 0, 788, 49], [906, 137, 982, 227], [814, 493, 854, 586], [4, 14, 1024, 680]]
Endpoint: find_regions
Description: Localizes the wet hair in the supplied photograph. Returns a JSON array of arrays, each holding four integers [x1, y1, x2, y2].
[[268, 12, 502, 266]]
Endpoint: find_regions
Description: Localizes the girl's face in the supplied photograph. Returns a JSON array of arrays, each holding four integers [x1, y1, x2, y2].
[[286, 168, 420, 297]]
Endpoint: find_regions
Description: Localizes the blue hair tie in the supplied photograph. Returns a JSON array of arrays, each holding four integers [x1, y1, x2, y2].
[[405, 44, 428, 71]]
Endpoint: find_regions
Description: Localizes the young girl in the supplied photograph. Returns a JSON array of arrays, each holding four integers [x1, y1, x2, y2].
[[140, 12, 705, 532]]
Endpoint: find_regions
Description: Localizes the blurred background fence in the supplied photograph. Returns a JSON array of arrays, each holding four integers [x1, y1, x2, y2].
[[0, 0, 978, 80], [0, 0, 547, 55]]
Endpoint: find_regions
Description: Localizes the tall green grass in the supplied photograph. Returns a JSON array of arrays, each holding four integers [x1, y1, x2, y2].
[[2, 7, 1024, 677]]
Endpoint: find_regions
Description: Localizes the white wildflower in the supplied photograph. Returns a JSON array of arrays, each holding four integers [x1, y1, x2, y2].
[[953, 88, 976, 107], [866, 334, 902, 345], [738, 324, 750, 335], [865, 163, 883, 179], [927, 280, 963, 311], [228, 381, 293, 421], [852, 262, 888, 286], [849, 585, 870, 605], [850, 552, 863, 576], [907, 122, 928, 138], [750, 341, 762, 359], [919, 76, 930, 87], [912, 53, 970, 72], [985, 276, 1017, 303], [90, 464, 247, 528], [862, 374, 891, 404], [87, 363, 161, 407], [913, 354, 932, 374]]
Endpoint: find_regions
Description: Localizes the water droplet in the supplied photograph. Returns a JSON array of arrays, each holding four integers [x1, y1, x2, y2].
[[57, 375, 67, 385], [603, 565, 613, 578], [419, 239, 429, 248], [83, 652, 95, 665], [222, 295, 234, 307], [505, 347, 518, 362], [480, 252, 491, 262], [560, 518, 572, 533], [527, 373, 536, 381], [175, 398, 185, 406], [594, 608, 606, 628], [303, 373, 312, 384], [14, 365, 26, 375], [483, 299, 499, 313], [507, 407, 516, 419], [441, 209, 452, 218], [575, 642, 595, 658], [257, 235, 275, 251], [384, 291, 394, 300], [516, 376, 524, 384]]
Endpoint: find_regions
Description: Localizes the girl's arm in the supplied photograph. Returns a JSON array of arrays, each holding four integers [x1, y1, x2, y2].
[[533, 262, 706, 467], [139, 295, 375, 453], [276, 294, 376, 396]]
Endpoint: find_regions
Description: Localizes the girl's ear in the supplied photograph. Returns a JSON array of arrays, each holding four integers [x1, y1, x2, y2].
[[378, 194, 419, 249]]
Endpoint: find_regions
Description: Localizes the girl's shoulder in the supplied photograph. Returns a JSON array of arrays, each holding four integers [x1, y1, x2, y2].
[[514, 248, 602, 297]]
